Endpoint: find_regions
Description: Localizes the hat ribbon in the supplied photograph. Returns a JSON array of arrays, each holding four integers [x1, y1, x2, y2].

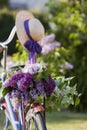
[[24, 19, 42, 54]]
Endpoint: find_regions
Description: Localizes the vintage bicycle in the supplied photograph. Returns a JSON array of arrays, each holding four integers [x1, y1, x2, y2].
[[0, 10, 79, 130], [0, 10, 61, 130]]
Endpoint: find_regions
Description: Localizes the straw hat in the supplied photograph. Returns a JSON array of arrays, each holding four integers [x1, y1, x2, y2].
[[15, 10, 45, 46]]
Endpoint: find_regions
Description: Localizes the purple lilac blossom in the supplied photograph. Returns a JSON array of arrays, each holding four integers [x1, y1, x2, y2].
[[22, 62, 47, 74], [11, 97, 21, 112], [43, 75, 55, 96], [36, 81, 46, 97], [11, 90, 21, 98], [18, 73, 33, 92], [3, 67, 55, 111], [22, 92, 31, 102], [40, 34, 61, 55], [10, 90, 21, 111], [8, 70, 24, 87], [29, 88, 38, 99]]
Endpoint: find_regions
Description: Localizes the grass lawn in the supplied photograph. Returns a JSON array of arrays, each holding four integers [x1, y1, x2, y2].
[[0, 110, 87, 130], [46, 110, 87, 130]]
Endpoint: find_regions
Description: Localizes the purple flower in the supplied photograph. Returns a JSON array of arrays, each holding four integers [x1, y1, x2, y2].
[[11, 97, 21, 112], [36, 82, 46, 96], [10, 90, 21, 111], [43, 75, 55, 96], [22, 92, 31, 102], [11, 90, 21, 98], [18, 73, 33, 92], [8, 70, 24, 87], [3, 67, 56, 112], [3, 79, 10, 88], [48, 75, 55, 91], [29, 89, 38, 99]]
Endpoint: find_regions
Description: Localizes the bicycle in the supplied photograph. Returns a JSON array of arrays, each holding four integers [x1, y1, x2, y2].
[[0, 21, 51, 130], [0, 10, 61, 130]]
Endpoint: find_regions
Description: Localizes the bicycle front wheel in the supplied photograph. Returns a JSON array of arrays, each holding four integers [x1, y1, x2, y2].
[[26, 109, 47, 130]]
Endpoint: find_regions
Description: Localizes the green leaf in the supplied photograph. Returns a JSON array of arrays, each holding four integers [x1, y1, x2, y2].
[[75, 97, 80, 107], [70, 84, 77, 94], [2, 87, 12, 97], [0, 81, 2, 88]]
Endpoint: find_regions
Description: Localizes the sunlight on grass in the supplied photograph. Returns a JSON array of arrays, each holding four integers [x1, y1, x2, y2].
[[0, 110, 87, 130], [47, 120, 87, 130], [46, 111, 87, 130]]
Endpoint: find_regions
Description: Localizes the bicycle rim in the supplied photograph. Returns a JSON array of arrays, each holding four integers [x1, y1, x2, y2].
[[26, 109, 47, 130]]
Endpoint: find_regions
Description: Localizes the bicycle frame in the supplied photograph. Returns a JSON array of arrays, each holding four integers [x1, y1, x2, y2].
[[0, 26, 25, 130]]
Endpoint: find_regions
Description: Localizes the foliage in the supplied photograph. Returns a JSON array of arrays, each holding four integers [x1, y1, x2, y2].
[[45, 76, 80, 111], [0, 8, 18, 59], [46, 0, 87, 111], [0, 0, 8, 7]]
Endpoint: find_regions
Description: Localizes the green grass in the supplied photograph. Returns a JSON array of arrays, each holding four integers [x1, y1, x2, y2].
[[0, 110, 87, 130], [46, 111, 87, 130]]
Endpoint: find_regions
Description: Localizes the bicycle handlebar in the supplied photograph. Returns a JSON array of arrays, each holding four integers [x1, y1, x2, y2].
[[0, 26, 16, 48]]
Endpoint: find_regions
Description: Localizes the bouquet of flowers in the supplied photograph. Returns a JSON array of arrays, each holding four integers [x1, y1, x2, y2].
[[1, 62, 80, 112]]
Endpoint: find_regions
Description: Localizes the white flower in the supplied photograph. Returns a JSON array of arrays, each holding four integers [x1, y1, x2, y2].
[[60, 61, 74, 70], [53, 86, 61, 97], [39, 34, 61, 55], [22, 62, 47, 74]]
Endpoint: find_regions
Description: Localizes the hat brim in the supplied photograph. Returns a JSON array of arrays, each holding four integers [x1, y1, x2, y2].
[[15, 10, 34, 45]]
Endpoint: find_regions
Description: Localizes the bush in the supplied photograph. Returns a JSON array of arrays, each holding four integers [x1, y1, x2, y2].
[[46, 0, 87, 111]]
